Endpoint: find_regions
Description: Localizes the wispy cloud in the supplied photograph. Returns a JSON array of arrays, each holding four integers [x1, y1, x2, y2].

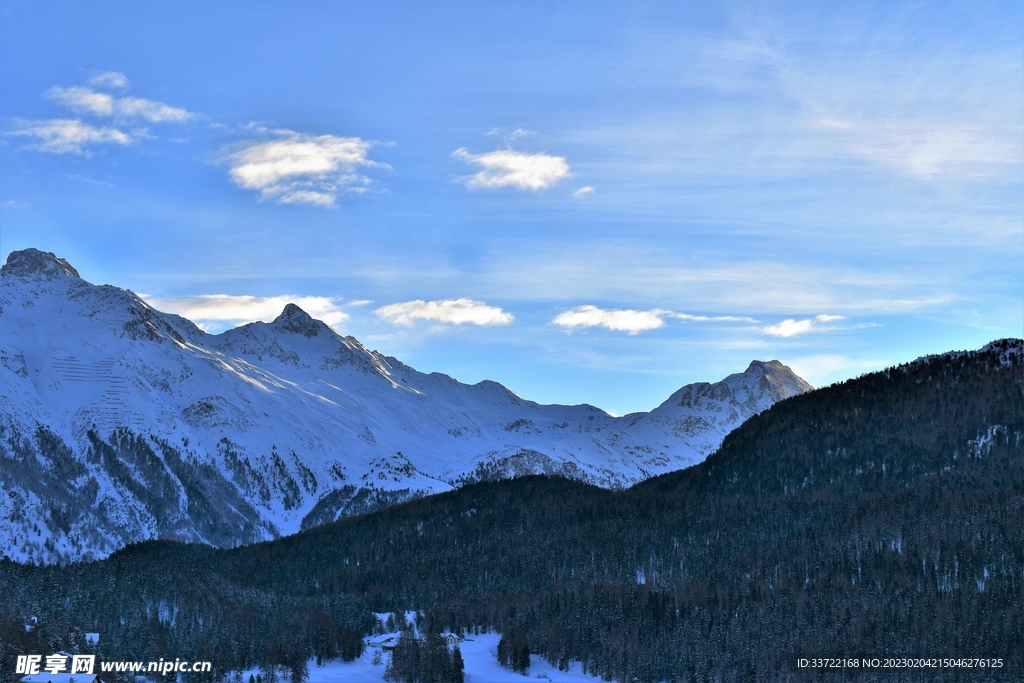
[[7, 75, 192, 155], [486, 127, 536, 142], [762, 314, 846, 337], [7, 118, 133, 154], [142, 294, 349, 332], [115, 96, 192, 123], [771, 16, 1024, 180], [564, 16, 1022, 191], [46, 86, 115, 116], [226, 129, 384, 206], [813, 118, 1018, 179], [47, 85, 192, 123], [669, 312, 757, 323], [89, 71, 129, 89], [67, 173, 114, 187], [571, 186, 595, 198], [446, 242, 962, 315], [376, 299, 514, 327], [552, 305, 754, 335], [452, 148, 570, 190]]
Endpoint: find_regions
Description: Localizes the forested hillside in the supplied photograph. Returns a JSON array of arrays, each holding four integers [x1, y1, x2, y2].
[[2, 340, 1021, 682]]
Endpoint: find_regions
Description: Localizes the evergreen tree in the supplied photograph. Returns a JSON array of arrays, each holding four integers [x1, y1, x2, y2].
[[451, 645, 464, 683]]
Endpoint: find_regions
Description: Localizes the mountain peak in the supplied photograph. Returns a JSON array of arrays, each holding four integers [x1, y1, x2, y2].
[[272, 303, 321, 337], [278, 302, 311, 320], [744, 359, 813, 398], [2, 248, 80, 280]]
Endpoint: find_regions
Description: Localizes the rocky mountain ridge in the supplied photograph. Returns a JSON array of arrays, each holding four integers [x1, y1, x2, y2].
[[0, 248, 812, 563]]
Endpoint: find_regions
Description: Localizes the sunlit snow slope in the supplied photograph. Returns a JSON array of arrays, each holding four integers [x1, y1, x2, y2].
[[0, 249, 812, 562]]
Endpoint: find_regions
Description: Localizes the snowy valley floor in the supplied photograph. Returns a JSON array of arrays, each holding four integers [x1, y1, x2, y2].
[[232, 633, 604, 683]]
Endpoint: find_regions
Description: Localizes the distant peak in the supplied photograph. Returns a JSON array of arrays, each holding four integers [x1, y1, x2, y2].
[[2, 248, 80, 280], [272, 303, 321, 337], [744, 359, 814, 397], [277, 303, 312, 321]]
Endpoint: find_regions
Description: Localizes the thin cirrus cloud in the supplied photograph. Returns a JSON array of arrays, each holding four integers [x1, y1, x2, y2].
[[7, 118, 133, 155], [141, 294, 349, 333], [452, 148, 570, 190], [46, 81, 192, 124], [225, 129, 385, 207], [571, 186, 596, 198], [375, 299, 514, 327], [552, 305, 756, 335], [762, 314, 846, 337], [813, 118, 1018, 179]]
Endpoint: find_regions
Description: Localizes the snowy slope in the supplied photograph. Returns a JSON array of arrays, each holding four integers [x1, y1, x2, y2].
[[0, 249, 812, 563], [302, 632, 602, 683], [232, 631, 601, 683]]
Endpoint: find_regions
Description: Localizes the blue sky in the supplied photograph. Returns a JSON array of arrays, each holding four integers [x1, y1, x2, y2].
[[2, 0, 1021, 415]]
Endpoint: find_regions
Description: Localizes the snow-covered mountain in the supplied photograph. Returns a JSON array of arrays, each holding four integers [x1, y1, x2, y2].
[[0, 249, 812, 563]]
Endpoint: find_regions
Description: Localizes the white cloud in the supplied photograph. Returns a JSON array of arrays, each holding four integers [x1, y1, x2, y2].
[[375, 299, 514, 327], [762, 314, 846, 337], [452, 148, 570, 190], [8, 118, 132, 154], [47, 85, 191, 123], [553, 306, 665, 334], [571, 186, 595, 198], [10, 77, 189, 154], [114, 96, 191, 123], [761, 318, 815, 337], [226, 130, 383, 206], [142, 294, 349, 332], [47, 86, 114, 116], [553, 305, 756, 335], [89, 71, 129, 89]]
